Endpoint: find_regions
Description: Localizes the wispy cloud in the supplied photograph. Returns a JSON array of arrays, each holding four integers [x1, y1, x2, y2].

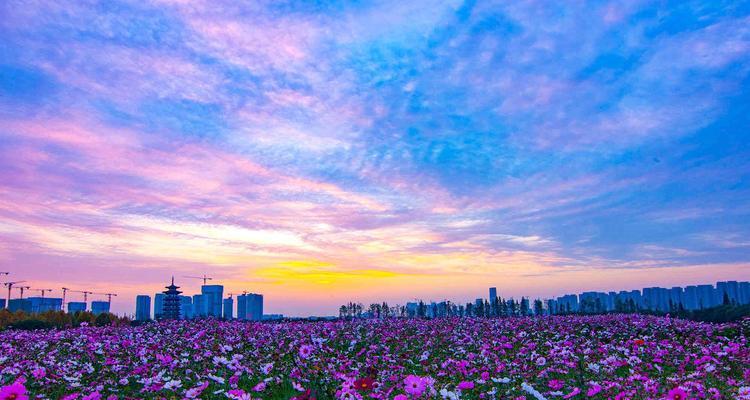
[[1, 0, 749, 315]]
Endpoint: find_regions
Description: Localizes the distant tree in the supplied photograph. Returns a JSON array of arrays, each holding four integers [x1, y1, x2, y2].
[[533, 299, 543, 315]]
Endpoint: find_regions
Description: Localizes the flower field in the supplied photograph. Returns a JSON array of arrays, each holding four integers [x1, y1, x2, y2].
[[1, 315, 749, 399]]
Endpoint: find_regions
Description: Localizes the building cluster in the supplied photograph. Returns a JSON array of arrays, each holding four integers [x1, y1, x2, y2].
[[2, 272, 118, 315], [395, 281, 750, 319], [134, 277, 269, 322], [546, 280, 750, 314], [4, 296, 115, 315]]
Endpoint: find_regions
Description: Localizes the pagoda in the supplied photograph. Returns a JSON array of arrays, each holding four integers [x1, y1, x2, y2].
[[162, 277, 182, 320]]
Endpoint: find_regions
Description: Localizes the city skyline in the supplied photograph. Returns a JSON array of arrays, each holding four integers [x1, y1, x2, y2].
[[3, 271, 750, 318], [1, 1, 750, 316]]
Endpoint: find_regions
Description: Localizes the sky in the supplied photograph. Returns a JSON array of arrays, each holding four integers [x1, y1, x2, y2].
[[1, 0, 749, 317]]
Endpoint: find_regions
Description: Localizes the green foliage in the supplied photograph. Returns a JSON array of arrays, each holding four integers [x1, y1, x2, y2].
[[8, 319, 52, 330], [0, 309, 130, 330]]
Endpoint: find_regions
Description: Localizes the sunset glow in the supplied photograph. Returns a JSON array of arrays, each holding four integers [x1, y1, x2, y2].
[[1, 0, 749, 316]]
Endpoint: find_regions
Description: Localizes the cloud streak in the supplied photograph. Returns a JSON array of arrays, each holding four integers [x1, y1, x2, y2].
[[1, 0, 749, 315]]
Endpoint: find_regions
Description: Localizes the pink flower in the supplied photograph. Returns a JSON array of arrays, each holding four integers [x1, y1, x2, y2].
[[31, 368, 46, 380], [564, 388, 581, 399], [586, 384, 602, 397], [457, 381, 474, 390], [394, 395, 408, 400], [548, 379, 564, 390], [404, 375, 426, 397], [667, 387, 689, 400], [252, 382, 266, 392], [0, 382, 29, 400], [82, 392, 101, 400], [299, 345, 313, 359], [227, 389, 252, 400]]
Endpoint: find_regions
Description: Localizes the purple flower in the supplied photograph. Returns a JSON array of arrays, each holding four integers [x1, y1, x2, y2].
[[404, 375, 426, 397], [0, 382, 29, 400]]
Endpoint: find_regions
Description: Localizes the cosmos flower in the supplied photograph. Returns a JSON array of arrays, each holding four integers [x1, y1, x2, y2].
[[354, 377, 375, 392], [404, 375, 426, 397], [0, 316, 746, 398], [299, 345, 313, 359], [667, 387, 689, 400], [0, 382, 29, 400]]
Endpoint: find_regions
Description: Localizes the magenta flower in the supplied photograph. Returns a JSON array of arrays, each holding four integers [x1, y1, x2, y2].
[[31, 368, 45, 380], [394, 395, 408, 400], [299, 344, 313, 359], [404, 375, 426, 397], [0, 382, 29, 400], [586, 384, 602, 397], [667, 387, 689, 400], [457, 381, 474, 390]]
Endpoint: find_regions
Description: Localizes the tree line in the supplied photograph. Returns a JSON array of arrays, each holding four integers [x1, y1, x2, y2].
[[0, 309, 131, 330]]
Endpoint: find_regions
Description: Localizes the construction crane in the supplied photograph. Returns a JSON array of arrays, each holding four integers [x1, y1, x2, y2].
[[61, 287, 71, 310], [17, 286, 31, 299], [32, 288, 54, 298], [183, 275, 213, 285], [2, 281, 26, 308], [64, 289, 93, 302], [94, 292, 118, 303]]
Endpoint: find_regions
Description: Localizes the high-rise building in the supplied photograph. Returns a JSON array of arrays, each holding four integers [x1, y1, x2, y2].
[[683, 286, 699, 310], [201, 285, 224, 318], [556, 294, 578, 313], [27, 297, 63, 313], [669, 287, 683, 310], [716, 281, 740, 305], [180, 296, 193, 320], [489, 287, 497, 304], [68, 302, 86, 313], [135, 295, 151, 321], [223, 297, 233, 319], [154, 293, 165, 319], [192, 294, 206, 318], [740, 282, 750, 304], [237, 293, 263, 320], [0, 299, 5, 309], [642, 287, 670, 312], [237, 294, 247, 320], [162, 277, 182, 320], [247, 293, 263, 321], [8, 299, 31, 313], [91, 301, 110, 315], [696, 284, 716, 309]]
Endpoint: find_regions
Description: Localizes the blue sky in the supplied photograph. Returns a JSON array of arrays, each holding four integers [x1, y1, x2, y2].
[[0, 0, 749, 314]]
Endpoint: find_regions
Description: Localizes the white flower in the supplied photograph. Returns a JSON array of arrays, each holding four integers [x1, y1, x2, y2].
[[535, 356, 547, 366], [213, 356, 230, 366], [208, 374, 226, 384], [521, 382, 548, 400], [261, 362, 273, 375], [491, 377, 511, 384], [164, 380, 182, 390], [439, 388, 460, 400]]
